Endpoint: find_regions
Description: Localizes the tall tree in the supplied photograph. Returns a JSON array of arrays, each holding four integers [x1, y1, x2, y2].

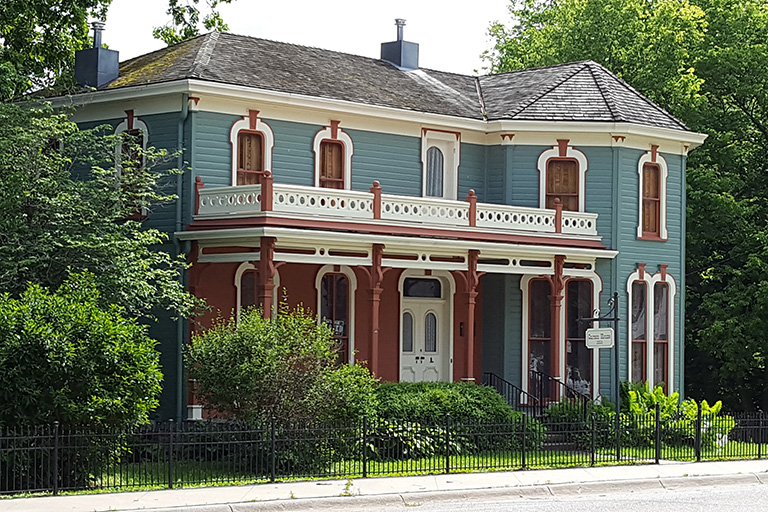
[[486, 0, 768, 410], [153, 0, 235, 46]]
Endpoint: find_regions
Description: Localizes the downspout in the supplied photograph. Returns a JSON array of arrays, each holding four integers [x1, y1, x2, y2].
[[175, 93, 190, 422]]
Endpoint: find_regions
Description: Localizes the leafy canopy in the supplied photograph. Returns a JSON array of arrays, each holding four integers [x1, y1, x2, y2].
[[0, 102, 202, 319], [153, 0, 235, 46], [0, 273, 162, 427]]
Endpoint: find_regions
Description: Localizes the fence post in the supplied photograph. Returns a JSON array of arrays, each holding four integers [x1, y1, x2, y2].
[[52, 421, 60, 496], [695, 402, 702, 462], [759, 413, 764, 460], [168, 419, 175, 489], [444, 414, 451, 474], [270, 417, 276, 483], [362, 415, 368, 478], [521, 414, 527, 469], [590, 412, 595, 467], [655, 403, 661, 464]]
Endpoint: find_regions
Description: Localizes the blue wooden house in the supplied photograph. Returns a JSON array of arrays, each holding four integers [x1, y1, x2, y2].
[[61, 23, 705, 420]]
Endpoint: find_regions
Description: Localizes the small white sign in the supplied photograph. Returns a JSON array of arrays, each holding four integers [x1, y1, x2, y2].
[[585, 327, 614, 349]]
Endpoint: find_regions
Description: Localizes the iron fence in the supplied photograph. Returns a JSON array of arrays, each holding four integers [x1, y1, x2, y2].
[[1, 407, 766, 496]]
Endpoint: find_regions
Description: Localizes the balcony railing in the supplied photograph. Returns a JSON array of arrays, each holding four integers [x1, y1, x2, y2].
[[194, 174, 599, 237]]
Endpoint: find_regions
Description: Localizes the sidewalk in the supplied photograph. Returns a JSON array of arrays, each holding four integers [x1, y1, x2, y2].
[[4, 459, 768, 512]]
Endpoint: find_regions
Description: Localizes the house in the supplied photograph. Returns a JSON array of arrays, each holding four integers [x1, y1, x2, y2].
[[62, 21, 706, 421]]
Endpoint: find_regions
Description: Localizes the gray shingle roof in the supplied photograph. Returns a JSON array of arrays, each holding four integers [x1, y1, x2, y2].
[[105, 32, 688, 132]]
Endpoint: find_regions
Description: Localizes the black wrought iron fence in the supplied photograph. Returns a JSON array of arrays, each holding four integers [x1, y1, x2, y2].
[[1, 407, 766, 496]]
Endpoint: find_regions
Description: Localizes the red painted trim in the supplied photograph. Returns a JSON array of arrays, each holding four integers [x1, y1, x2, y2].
[[422, 128, 461, 140], [638, 263, 646, 280], [330, 120, 340, 140], [194, 176, 204, 215], [125, 109, 134, 131], [424, 269, 432, 276], [465, 190, 477, 227], [612, 135, 626, 142], [554, 199, 563, 233], [186, 215, 609, 250], [660, 264, 668, 281], [637, 235, 668, 242], [500, 133, 515, 141], [650, 144, 659, 163], [640, 162, 662, 238], [189, 96, 201, 105], [370, 181, 382, 219], [557, 139, 570, 158], [260, 171, 273, 211], [248, 110, 259, 130]]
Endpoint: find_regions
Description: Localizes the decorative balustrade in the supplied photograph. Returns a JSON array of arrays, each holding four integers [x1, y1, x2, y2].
[[194, 174, 599, 237]]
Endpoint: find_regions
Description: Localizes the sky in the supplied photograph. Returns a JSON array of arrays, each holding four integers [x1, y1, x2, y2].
[[101, 0, 512, 76]]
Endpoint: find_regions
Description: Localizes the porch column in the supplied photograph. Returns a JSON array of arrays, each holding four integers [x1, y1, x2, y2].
[[257, 236, 277, 319], [547, 255, 567, 397], [464, 250, 482, 381], [368, 244, 385, 375]]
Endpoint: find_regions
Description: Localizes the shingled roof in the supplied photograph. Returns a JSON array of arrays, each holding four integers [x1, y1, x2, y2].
[[104, 32, 688, 132]]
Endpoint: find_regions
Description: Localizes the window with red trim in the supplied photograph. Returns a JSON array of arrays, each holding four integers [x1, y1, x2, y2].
[[240, 269, 257, 310], [653, 282, 669, 391], [236, 132, 264, 185], [528, 279, 552, 397], [566, 279, 592, 396], [546, 159, 579, 211], [631, 281, 647, 383], [321, 273, 349, 362], [642, 163, 661, 236], [319, 140, 344, 189]]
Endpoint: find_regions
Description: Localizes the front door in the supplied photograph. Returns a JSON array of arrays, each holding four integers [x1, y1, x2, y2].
[[399, 276, 451, 382]]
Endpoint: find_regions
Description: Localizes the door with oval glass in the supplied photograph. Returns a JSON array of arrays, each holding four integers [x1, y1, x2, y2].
[[400, 277, 450, 382]]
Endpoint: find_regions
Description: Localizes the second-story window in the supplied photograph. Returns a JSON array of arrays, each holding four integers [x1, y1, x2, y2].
[[421, 129, 459, 200], [425, 146, 445, 197], [546, 159, 579, 211], [636, 146, 668, 240], [236, 131, 264, 185], [319, 140, 344, 189], [641, 163, 661, 236]]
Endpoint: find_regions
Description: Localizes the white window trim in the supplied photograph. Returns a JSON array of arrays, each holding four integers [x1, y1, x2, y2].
[[229, 116, 275, 186], [234, 262, 280, 321], [636, 151, 669, 240], [312, 126, 354, 189], [537, 144, 588, 212], [625, 269, 676, 389], [520, 271, 602, 399], [421, 129, 460, 200], [315, 265, 357, 364], [114, 116, 148, 171]]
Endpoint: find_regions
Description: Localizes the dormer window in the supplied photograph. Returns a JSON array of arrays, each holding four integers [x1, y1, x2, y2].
[[637, 146, 668, 240], [313, 121, 353, 189], [537, 140, 588, 212], [230, 110, 274, 186], [422, 129, 459, 199]]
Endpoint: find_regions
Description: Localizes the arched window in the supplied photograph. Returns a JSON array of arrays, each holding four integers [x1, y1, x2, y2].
[[653, 282, 669, 390], [402, 312, 414, 353], [424, 312, 438, 353], [565, 279, 593, 396], [315, 265, 357, 364], [234, 262, 280, 320], [229, 111, 274, 186], [537, 141, 588, 212], [637, 148, 668, 240], [313, 122, 353, 190], [631, 281, 648, 383], [425, 146, 444, 197]]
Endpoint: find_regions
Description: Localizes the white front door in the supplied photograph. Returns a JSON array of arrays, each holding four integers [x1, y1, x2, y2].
[[400, 299, 450, 382]]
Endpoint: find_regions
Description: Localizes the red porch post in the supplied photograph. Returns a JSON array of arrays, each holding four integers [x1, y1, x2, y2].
[[257, 236, 277, 319], [464, 250, 482, 380], [368, 244, 385, 375], [547, 255, 567, 399]]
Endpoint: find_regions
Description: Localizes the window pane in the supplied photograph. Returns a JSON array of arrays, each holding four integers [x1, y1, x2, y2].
[[642, 198, 659, 233], [425, 313, 437, 352], [631, 282, 646, 341], [643, 164, 660, 199], [320, 141, 344, 189], [402, 312, 414, 352], [530, 279, 551, 339], [632, 341, 646, 382], [426, 146, 444, 197], [241, 270, 256, 310], [654, 283, 668, 341], [546, 160, 578, 211], [566, 280, 592, 339], [403, 278, 442, 298], [653, 343, 667, 388], [567, 340, 591, 396]]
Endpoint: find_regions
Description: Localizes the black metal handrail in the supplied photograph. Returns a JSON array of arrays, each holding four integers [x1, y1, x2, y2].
[[482, 372, 542, 416], [529, 369, 591, 418]]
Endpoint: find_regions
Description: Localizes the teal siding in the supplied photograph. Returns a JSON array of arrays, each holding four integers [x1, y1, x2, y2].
[[507, 145, 542, 208], [583, 147, 615, 250], [190, 111, 238, 188], [480, 274, 523, 387], [269, 118, 318, 186], [459, 143, 486, 202], [345, 128, 422, 195], [487, 145, 505, 204]]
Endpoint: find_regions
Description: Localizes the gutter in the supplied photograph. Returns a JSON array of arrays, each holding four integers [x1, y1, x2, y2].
[[175, 93, 190, 423]]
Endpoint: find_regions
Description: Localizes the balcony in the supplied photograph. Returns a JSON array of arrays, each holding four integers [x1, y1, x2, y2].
[[193, 175, 599, 238]]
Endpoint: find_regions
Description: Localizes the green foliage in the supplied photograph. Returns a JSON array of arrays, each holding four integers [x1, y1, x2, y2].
[[486, 0, 768, 411], [153, 0, 235, 45], [0, 102, 201, 319], [0, 0, 112, 100], [0, 273, 162, 428], [186, 306, 377, 425]]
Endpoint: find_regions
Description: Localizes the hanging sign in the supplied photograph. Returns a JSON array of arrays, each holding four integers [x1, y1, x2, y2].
[[585, 327, 614, 349]]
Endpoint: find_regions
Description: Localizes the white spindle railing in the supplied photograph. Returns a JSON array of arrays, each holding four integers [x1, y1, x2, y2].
[[381, 195, 470, 226], [477, 204, 556, 233], [271, 185, 373, 219], [197, 185, 262, 217], [561, 211, 598, 236]]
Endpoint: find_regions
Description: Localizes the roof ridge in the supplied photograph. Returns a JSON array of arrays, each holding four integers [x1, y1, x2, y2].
[[586, 62, 623, 122], [480, 60, 592, 79], [507, 62, 588, 117], [589, 61, 688, 130], [189, 32, 220, 77]]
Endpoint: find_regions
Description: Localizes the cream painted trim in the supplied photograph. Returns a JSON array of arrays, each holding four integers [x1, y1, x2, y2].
[[625, 269, 677, 390], [421, 129, 460, 200], [637, 152, 669, 240], [114, 116, 148, 171], [313, 126, 354, 190], [229, 116, 275, 185], [55, 79, 707, 151], [520, 270, 602, 399], [537, 144, 589, 212], [233, 262, 280, 321], [315, 265, 357, 365], [398, 269, 455, 382]]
